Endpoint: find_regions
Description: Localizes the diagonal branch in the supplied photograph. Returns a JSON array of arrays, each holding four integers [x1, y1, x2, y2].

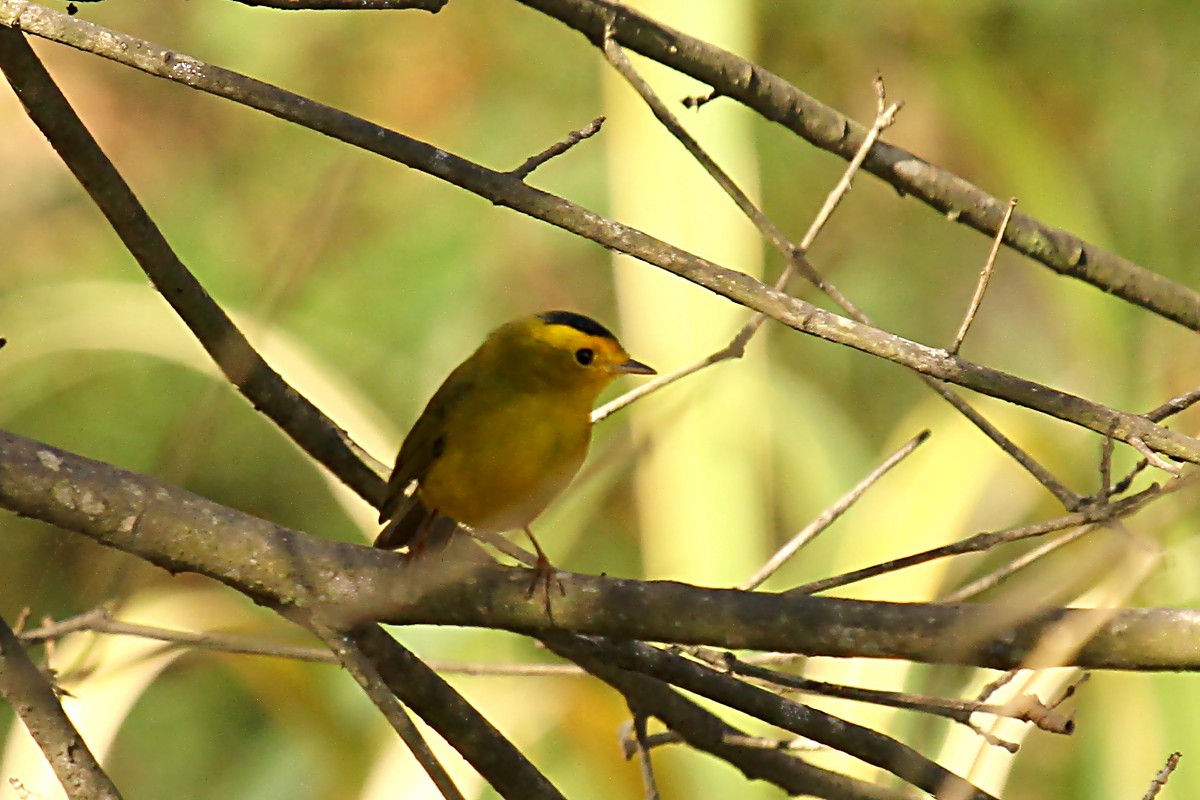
[[349, 625, 567, 800], [516, 0, 1200, 332], [544, 635, 914, 800], [0, 614, 124, 800], [597, 37, 1082, 509], [296, 613, 466, 800], [550, 636, 997, 800], [0, 22, 387, 507], [1, 2, 1197, 466]]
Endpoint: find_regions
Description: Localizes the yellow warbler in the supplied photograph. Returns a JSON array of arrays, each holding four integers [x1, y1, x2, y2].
[[375, 311, 654, 576]]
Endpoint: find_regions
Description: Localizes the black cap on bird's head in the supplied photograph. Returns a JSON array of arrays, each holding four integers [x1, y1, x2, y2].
[[532, 310, 655, 377], [536, 310, 617, 341]]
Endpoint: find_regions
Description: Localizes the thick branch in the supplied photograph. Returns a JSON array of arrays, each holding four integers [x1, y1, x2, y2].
[[1, 2, 1197, 464], [3, 427, 1199, 671], [348, 626, 566, 800], [297, 615, 467, 800], [516, 0, 1200, 332]]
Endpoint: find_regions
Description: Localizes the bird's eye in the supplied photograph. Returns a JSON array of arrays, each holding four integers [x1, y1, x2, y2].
[[574, 348, 594, 366]]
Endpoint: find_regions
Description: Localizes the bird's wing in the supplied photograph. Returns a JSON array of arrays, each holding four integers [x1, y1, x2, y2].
[[378, 366, 474, 524]]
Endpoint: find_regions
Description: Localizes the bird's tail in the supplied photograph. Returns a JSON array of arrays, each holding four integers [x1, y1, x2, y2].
[[374, 498, 458, 552]]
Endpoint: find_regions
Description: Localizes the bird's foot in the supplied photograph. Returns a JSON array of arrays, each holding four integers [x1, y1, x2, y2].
[[522, 528, 565, 622]]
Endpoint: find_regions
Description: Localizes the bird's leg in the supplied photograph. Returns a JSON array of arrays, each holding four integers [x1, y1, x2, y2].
[[522, 527, 566, 615], [407, 513, 436, 560]]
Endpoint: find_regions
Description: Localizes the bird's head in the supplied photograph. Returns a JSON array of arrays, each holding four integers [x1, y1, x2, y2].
[[492, 310, 655, 395]]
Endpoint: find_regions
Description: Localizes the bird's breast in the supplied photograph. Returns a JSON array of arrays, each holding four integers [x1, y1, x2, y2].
[[420, 391, 592, 532]]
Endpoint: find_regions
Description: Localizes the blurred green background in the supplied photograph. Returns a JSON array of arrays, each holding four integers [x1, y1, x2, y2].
[[2, 1, 1200, 798]]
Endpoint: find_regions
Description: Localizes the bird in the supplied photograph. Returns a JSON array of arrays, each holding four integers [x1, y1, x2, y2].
[[374, 310, 655, 583]]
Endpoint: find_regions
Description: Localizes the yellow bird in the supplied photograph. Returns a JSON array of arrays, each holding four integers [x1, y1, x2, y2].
[[375, 311, 655, 576]]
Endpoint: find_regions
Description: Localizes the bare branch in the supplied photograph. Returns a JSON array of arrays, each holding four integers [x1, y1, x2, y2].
[[595, 37, 1083, 508], [517, 0, 1200, 331], [595, 35, 895, 416], [350, 626, 568, 800], [628, 713, 661, 800], [6, 427, 1200, 670], [1142, 752, 1182, 800], [1146, 386, 1200, 422], [791, 485, 1162, 597], [941, 525, 1094, 602], [741, 429, 930, 590], [0, 21, 388, 507], [2, 5, 1192, 465], [509, 115, 605, 180], [592, 344, 732, 423], [0, 614, 123, 800], [297, 614, 465, 800], [21, 607, 334, 662], [1128, 435, 1184, 476], [950, 197, 1017, 355], [21, 608, 592, 675], [685, 646, 1072, 737]]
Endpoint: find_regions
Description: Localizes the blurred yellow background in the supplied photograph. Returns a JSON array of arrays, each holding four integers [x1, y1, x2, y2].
[[2, 1, 1200, 798]]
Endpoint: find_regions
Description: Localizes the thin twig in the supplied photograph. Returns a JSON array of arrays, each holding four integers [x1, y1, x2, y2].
[[800, 72, 903, 255], [791, 485, 1160, 596], [949, 440, 1196, 603], [941, 526, 1094, 602], [1147, 386, 1200, 421], [1100, 422, 1117, 501], [602, 22, 792, 260], [19, 608, 589, 676], [22, 608, 335, 662], [595, 35, 896, 416], [592, 345, 731, 422], [683, 646, 1071, 738], [0, 613, 124, 800], [949, 197, 1017, 355], [525, 0, 1200, 331], [1047, 672, 1089, 711], [299, 615, 465, 800], [741, 429, 930, 590], [509, 115, 605, 180], [1128, 435, 1184, 475], [467, 528, 539, 567], [1143, 752, 1183, 800], [975, 671, 1018, 704], [630, 713, 661, 800]]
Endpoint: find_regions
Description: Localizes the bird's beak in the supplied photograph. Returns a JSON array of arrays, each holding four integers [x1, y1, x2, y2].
[[614, 358, 656, 376]]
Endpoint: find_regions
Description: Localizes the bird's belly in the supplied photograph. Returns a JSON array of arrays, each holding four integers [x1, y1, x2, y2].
[[421, 405, 589, 533]]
